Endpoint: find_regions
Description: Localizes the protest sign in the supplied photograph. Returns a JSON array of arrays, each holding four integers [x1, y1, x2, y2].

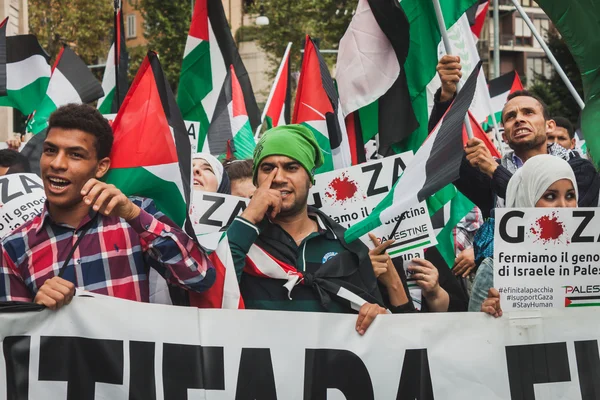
[[2, 292, 600, 399], [190, 190, 249, 249], [0, 173, 45, 238], [495, 208, 600, 311], [308, 152, 437, 258]]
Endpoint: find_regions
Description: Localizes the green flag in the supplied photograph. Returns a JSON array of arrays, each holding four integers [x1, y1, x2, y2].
[[535, 0, 600, 167]]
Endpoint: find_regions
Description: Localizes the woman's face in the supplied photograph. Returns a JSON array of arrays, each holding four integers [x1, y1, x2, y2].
[[192, 159, 219, 192], [535, 179, 577, 208]]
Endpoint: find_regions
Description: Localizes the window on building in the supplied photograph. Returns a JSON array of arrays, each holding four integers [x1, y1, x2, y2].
[[126, 14, 136, 39], [526, 57, 552, 84], [515, 17, 533, 46]]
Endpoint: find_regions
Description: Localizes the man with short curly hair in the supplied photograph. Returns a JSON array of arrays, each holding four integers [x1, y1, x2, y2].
[[0, 104, 214, 309]]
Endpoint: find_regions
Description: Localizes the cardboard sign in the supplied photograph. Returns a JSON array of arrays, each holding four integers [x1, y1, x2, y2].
[[495, 208, 600, 311], [308, 153, 437, 258], [0, 173, 45, 238]]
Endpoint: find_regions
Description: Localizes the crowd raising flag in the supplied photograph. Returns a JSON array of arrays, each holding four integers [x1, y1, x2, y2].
[[337, 0, 418, 157], [345, 62, 482, 243], [27, 46, 104, 134], [257, 42, 292, 133], [483, 70, 524, 130], [205, 65, 256, 159], [0, 21, 50, 115], [97, 0, 129, 114], [105, 51, 193, 228], [177, 0, 260, 153], [535, 0, 600, 166], [292, 35, 352, 173]]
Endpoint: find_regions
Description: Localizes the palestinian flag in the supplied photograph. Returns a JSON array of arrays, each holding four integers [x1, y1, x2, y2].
[[0, 27, 50, 115], [467, 0, 489, 39], [337, 0, 418, 157], [483, 70, 523, 130], [533, 0, 600, 165], [345, 62, 481, 243], [292, 35, 352, 173], [97, 3, 128, 114], [204, 65, 256, 159], [565, 296, 600, 308], [191, 233, 379, 311], [177, 0, 260, 153], [345, 111, 367, 165], [27, 46, 104, 134], [259, 42, 292, 132], [105, 51, 192, 227]]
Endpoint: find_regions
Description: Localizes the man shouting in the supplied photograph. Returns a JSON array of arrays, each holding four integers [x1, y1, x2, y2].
[[0, 104, 214, 309]]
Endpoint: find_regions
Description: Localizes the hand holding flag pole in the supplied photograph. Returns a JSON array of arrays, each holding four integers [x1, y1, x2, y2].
[[431, 0, 474, 140]]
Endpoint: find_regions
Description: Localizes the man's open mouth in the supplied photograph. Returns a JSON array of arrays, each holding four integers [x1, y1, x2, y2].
[[47, 176, 71, 190]]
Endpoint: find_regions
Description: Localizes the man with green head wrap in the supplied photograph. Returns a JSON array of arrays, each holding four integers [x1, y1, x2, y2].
[[225, 125, 412, 335]]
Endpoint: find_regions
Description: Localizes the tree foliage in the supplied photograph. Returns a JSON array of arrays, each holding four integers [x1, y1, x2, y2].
[[29, 0, 113, 65], [134, 0, 193, 91], [248, 0, 354, 77], [529, 27, 584, 126]]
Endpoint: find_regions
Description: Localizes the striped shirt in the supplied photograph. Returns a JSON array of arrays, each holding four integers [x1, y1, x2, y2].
[[0, 197, 214, 302]]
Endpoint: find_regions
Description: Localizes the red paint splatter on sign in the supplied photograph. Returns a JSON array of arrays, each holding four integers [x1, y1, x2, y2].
[[530, 213, 565, 243], [325, 172, 360, 204]]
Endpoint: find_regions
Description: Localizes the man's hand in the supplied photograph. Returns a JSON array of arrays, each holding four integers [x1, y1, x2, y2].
[[465, 138, 498, 178], [6, 135, 21, 150], [368, 233, 401, 287], [81, 179, 141, 221], [408, 258, 441, 298], [355, 302, 387, 336], [34, 277, 75, 310], [453, 247, 476, 277], [437, 55, 462, 102], [240, 168, 282, 225], [481, 288, 502, 318]]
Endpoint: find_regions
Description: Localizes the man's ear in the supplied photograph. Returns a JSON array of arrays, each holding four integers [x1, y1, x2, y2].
[[95, 157, 111, 179], [571, 138, 577, 150], [546, 119, 556, 133]]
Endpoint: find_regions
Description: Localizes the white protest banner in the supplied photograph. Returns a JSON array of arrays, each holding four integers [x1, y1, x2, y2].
[[2, 293, 600, 399], [308, 152, 437, 258], [185, 120, 202, 153], [0, 173, 45, 238], [495, 207, 600, 311]]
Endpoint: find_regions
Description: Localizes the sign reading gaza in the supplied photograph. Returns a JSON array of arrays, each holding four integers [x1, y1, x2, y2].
[[0, 173, 45, 238], [3, 294, 600, 400], [308, 152, 437, 257], [495, 208, 600, 311]]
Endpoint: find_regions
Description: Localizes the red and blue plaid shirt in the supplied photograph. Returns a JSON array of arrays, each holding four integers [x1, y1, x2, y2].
[[0, 197, 214, 302]]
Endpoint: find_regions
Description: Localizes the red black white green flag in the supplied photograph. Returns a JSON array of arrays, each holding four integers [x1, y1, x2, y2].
[[293, 35, 352, 173]]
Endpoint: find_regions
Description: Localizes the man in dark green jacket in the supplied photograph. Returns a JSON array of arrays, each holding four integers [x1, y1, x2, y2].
[[227, 124, 412, 335]]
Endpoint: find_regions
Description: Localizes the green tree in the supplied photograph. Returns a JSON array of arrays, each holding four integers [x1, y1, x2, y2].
[[29, 0, 113, 65], [248, 0, 353, 77], [529, 27, 584, 126], [134, 0, 193, 91]]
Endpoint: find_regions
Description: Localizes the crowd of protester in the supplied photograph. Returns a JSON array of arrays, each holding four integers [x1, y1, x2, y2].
[[0, 55, 597, 335]]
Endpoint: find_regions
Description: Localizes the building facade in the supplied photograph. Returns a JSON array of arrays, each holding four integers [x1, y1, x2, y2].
[[479, 0, 552, 85]]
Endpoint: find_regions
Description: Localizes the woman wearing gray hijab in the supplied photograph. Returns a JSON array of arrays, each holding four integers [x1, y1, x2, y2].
[[471, 154, 578, 315]]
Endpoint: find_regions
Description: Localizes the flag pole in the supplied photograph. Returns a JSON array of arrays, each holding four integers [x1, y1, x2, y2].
[[493, 0, 500, 79], [113, 0, 121, 110], [510, 0, 584, 110], [431, 0, 475, 139], [255, 42, 292, 138]]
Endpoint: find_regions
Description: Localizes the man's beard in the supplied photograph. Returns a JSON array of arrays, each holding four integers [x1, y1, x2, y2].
[[509, 131, 546, 153], [277, 185, 310, 219]]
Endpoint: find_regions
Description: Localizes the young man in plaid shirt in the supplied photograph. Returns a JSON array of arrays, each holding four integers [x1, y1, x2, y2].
[[0, 104, 214, 309]]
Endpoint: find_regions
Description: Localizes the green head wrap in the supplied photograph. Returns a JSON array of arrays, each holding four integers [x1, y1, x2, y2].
[[253, 124, 324, 185]]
